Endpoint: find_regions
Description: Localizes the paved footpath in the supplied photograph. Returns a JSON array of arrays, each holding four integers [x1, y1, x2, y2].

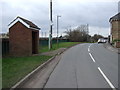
[[14, 48, 66, 88]]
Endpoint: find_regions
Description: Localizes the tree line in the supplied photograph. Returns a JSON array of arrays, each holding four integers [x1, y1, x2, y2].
[[1, 25, 104, 42], [64, 26, 104, 42]]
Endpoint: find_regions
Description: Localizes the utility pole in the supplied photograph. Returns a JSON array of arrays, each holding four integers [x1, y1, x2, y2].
[[45, 32, 46, 38], [49, 0, 53, 50], [87, 24, 89, 42], [57, 15, 61, 48]]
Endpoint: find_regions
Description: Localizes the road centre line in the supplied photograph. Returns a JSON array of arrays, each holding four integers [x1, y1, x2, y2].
[[89, 53, 96, 63], [88, 45, 91, 49], [88, 44, 116, 89], [89, 44, 92, 48], [88, 44, 96, 63], [88, 44, 93, 52], [98, 67, 116, 90], [88, 46, 90, 48], [88, 48, 90, 52]]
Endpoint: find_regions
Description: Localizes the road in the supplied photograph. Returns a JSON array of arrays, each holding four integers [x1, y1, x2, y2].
[[45, 43, 118, 89]]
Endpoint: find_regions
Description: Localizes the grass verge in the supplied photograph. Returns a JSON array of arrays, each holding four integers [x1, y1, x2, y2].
[[0, 58, 2, 89], [2, 55, 52, 88], [39, 42, 81, 53], [3, 42, 81, 88]]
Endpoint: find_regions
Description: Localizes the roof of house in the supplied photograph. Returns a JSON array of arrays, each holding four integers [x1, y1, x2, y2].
[[8, 16, 40, 30], [110, 12, 120, 22]]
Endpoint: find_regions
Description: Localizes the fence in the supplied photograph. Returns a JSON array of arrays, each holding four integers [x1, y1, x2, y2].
[[2, 38, 69, 55], [2, 38, 9, 55], [39, 38, 69, 46]]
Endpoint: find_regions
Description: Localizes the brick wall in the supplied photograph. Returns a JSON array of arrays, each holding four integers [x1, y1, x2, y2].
[[9, 22, 32, 56], [115, 42, 120, 48], [111, 20, 120, 41]]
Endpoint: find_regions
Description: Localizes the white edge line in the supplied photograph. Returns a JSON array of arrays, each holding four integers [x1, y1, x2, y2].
[[89, 53, 96, 63], [98, 67, 116, 90]]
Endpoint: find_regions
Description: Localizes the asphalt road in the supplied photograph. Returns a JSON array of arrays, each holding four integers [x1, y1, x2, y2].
[[45, 43, 118, 89]]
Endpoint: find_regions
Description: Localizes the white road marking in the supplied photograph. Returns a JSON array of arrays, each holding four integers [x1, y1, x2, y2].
[[89, 53, 96, 63], [88, 48, 90, 52], [88, 44, 96, 63], [88, 44, 116, 90], [89, 44, 92, 47], [88, 44, 92, 52], [98, 67, 116, 90]]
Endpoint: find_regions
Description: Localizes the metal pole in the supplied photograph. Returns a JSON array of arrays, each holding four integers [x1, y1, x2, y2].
[[49, 0, 53, 50], [45, 32, 46, 38], [87, 24, 89, 42], [57, 15, 61, 48], [57, 16, 58, 47]]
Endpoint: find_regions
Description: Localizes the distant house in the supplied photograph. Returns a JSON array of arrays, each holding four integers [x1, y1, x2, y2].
[[109, 13, 120, 43], [8, 16, 40, 56]]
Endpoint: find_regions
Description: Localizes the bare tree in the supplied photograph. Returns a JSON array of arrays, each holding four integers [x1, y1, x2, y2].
[[91, 34, 104, 42], [64, 25, 90, 42]]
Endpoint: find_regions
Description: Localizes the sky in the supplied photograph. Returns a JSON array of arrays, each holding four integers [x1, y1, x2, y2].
[[1, 0, 120, 37]]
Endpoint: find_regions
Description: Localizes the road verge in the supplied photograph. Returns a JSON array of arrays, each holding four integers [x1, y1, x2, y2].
[[10, 43, 81, 89]]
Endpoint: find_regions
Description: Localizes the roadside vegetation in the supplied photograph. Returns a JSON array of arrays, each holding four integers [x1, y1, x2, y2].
[[2, 55, 52, 88], [39, 42, 81, 53], [112, 39, 120, 44], [3, 42, 81, 88], [64, 25, 104, 43], [0, 58, 2, 89]]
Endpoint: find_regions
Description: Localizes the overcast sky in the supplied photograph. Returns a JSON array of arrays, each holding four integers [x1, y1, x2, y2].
[[1, 0, 120, 37]]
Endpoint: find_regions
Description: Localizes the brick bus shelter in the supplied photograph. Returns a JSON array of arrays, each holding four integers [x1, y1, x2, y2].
[[8, 16, 40, 56]]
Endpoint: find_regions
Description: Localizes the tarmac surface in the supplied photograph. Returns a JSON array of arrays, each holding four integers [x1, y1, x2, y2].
[[14, 43, 118, 89], [45, 43, 118, 89]]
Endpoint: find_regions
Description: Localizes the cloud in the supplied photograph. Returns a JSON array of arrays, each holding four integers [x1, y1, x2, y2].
[[89, 26, 110, 36], [1, 0, 119, 37]]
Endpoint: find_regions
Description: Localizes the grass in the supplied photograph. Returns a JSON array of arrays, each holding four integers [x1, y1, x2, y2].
[[39, 42, 81, 53], [2, 55, 52, 88], [2, 42, 81, 88], [0, 58, 2, 89]]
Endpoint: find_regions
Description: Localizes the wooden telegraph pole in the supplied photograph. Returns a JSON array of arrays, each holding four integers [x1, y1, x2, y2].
[[49, 0, 53, 50]]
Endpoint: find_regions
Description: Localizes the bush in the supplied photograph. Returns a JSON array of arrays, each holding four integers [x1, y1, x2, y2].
[[113, 39, 120, 43]]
